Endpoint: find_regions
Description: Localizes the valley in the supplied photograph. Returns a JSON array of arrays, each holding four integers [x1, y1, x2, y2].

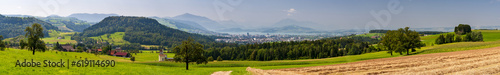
[[1, 1, 500, 74]]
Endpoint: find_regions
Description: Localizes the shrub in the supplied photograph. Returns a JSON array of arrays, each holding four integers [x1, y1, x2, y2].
[[207, 56, 214, 62], [217, 56, 223, 61], [130, 57, 135, 62]]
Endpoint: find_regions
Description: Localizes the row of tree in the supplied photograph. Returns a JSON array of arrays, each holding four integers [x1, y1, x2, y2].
[[435, 32, 483, 44], [436, 24, 483, 44], [204, 36, 381, 61]]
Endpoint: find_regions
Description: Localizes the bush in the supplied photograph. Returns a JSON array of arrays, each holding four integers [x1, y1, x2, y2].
[[217, 56, 223, 61], [454, 24, 471, 35], [130, 57, 135, 62], [207, 56, 214, 62], [465, 32, 483, 42]]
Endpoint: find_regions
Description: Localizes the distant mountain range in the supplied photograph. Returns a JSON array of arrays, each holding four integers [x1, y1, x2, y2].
[[68, 13, 119, 23], [218, 25, 322, 33], [151, 17, 225, 35], [172, 13, 226, 31], [262, 25, 319, 33], [0, 14, 59, 38], [273, 18, 322, 30]]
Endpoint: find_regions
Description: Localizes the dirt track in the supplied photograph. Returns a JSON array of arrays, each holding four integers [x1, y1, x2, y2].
[[248, 46, 500, 75]]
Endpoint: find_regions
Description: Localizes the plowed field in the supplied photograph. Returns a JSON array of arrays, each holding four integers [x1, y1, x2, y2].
[[248, 46, 500, 75]]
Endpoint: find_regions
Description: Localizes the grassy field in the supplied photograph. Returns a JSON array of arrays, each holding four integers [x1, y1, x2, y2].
[[475, 30, 500, 42], [355, 33, 383, 37], [0, 49, 250, 75], [41, 30, 77, 44], [89, 32, 131, 45], [3, 30, 500, 75]]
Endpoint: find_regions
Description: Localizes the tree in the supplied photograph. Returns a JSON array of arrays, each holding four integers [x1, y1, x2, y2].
[[466, 32, 483, 42], [217, 56, 223, 61], [380, 30, 401, 56], [380, 27, 423, 55], [24, 23, 47, 55], [207, 56, 214, 62], [454, 24, 472, 35], [130, 57, 135, 62], [20, 39, 27, 49], [435, 35, 445, 44], [0, 35, 5, 51], [455, 35, 462, 42], [173, 37, 207, 70], [445, 33, 455, 43], [399, 27, 423, 55], [102, 45, 112, 54]]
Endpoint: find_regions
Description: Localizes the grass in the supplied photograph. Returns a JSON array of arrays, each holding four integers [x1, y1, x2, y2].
[[3, 30, 500, 75], [41, 30, 77, 44], [356, 33, 383, 37], [89, 32, 131, 45], [0, 48, 251, 75], [475, 30, 500, 42]]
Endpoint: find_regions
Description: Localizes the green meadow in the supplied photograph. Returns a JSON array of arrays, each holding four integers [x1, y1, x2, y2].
[[41, 30, 77, 44], [2, 30, 500, 75], [89, 32, 131, 45]]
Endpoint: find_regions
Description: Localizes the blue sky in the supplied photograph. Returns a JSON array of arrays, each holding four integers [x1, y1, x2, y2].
[[1, 0, 500, 30]]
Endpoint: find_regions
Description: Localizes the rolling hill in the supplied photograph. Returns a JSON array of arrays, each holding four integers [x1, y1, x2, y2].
[[0, 14, 59, 38], [37, 15, 92, 32], [77, 16, 214, 46]]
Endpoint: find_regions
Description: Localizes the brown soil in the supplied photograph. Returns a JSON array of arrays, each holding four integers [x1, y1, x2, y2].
[[211, 71, 232, 75], [248, 46, 500, 75]]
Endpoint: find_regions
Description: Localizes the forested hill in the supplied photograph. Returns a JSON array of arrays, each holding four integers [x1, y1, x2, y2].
[[76, 16, 214, 46], [0, 14, 59, 38]]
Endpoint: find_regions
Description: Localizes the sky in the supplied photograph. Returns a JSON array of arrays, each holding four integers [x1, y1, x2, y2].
[[1, 0, 500, 31]]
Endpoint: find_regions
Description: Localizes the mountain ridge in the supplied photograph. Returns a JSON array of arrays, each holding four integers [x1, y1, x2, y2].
[[77, 16, 214, 46]]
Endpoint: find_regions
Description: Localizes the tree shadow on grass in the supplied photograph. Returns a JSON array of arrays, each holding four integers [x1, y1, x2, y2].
[[408, 50, 428, 55]]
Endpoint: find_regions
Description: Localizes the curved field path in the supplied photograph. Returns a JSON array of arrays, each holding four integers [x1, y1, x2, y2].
[[248, 46, 500, 75]]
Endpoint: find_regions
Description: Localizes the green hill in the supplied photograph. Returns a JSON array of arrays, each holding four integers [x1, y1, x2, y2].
[[0, 14, 59, 38], [37, 16, 92, 32], [89, 32, 131, 45], [76, 16, 214, 46]]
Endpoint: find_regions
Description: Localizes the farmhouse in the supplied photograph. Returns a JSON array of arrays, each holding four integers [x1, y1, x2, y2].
[[107, 50, 116, 55], [61, 44, 75, 52], [107, 49, 131, 57], [114, 52, 131, 57]]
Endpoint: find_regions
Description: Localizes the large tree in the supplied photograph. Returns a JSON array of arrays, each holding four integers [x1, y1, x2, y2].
[[379, 30, 401, 56], [380, 27, 423, 55], [454, 24, 472, 35], [400, 27, 424, 55], [173, 37, 207, 70], [24, 23, 47, 55]]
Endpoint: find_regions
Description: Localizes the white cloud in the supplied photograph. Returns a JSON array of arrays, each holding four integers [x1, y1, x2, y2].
[[287, 8, 296, 13], [285, 8, 296, 16]]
